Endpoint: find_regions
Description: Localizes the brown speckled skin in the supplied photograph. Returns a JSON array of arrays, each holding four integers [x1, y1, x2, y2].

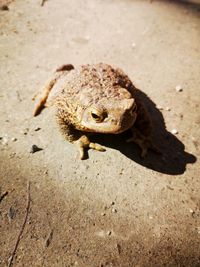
[[33, 63, 155, 158]]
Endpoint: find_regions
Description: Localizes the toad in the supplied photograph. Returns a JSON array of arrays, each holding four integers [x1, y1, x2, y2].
[[33, 63, 157, 159]]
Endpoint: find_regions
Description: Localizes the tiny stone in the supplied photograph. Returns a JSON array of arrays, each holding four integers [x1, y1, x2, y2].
[[0, 5, 9, 11], [1, 137, 8, 145], [107, 231, 112, 236], [131, 42, 136, 48], [30, 145, 43, 153], [10, 152, 16, 158], [34, 127, 41, 131], [23, 128, 29, 135], [165, 107, 171, 111], [11, 137, 17, 142], [101, 212, 106, 216], [171, 129, 178, 135], [175, 85, 183, 92], [189, 208, 194, 214], [112, 208, 117, 213], [157, 105, 163, 110], [111, 201, 115, 206]]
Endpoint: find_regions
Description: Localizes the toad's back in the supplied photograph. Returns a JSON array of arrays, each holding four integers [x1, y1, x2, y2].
[[47, 63, 136, 109]]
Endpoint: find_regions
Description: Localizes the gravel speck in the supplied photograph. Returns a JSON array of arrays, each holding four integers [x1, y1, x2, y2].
[[157, 105, 163, 110], [30, 145, 43, 153], [131, 42, 136, 48], [107, 231, 112, 236], [1, 137, 8, 145], [0, 5, 9, 11], [171, 129, 178, 135], [34, 127, 41, 131], [175, 85, 183, 92], [112, 208, 117, 213]]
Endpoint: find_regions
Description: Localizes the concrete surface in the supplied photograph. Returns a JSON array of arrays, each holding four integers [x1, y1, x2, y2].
[[0, 0, 200, 266]]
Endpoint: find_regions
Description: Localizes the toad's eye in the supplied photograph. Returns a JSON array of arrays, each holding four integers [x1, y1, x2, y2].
[[91, 109, 105, 122]]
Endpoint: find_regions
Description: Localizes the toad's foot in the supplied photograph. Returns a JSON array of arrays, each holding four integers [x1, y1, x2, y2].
[[74, 135, 106, 160], [126, 128, 160, 158]]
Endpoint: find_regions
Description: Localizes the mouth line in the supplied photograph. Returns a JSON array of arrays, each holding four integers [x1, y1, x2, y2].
[[83, 119, 136, 134]]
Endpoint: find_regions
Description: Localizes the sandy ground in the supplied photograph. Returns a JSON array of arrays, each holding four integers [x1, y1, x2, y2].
[[0, 0, 200, 266]]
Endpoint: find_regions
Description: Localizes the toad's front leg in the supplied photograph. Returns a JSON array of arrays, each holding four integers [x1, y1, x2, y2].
[[74, 135, 105, 160], [57, 113, 105, 159]]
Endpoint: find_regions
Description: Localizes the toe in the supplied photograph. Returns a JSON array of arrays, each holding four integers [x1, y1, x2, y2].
[[89, 142, 106, 152]]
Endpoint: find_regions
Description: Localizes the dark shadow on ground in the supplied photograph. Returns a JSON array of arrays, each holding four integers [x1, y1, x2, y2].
[[151, 0, 200, 11], [91, 89, 196, 175]]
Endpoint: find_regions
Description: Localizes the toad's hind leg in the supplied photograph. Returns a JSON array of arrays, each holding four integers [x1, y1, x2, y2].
[[33, 76, 58, 116], [57, 113, 105, 160], [127, 127, 160, 158], [33, 64, 74, 117]]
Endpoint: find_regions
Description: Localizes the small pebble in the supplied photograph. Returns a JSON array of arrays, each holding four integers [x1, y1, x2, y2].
[[72, 36, 90, 44], [34, 127, 41, 131], [23, 128, 29, 135], [165, 107, 171, 111], [10, 152, 16, 158], [175, 85, 183, 92], [101, 212, 106, 216], [11, 137, 17, 142], [107, 231, 112, 236], [112, 208, 117, 213], [171, 129, 178, 135], [157, 105, 163, 110], [189, 208, 195, 214], [0, 5, 9, 11], [30, 145, 43, 153], [131, 42, 136, 48], [1, 137, 8, 145]]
